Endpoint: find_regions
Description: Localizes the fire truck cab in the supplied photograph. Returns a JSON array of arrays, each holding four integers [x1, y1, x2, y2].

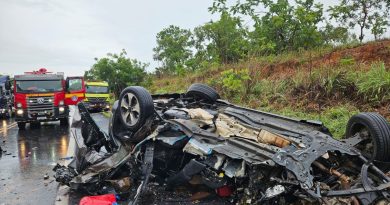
[[13, 68, 85, 129]]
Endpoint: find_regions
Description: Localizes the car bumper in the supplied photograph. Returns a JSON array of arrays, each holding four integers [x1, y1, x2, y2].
[[84, 102, 110, 110], [15, 107, 69, 123]]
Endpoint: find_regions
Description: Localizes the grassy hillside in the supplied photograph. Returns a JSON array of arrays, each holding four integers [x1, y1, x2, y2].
[[148, 40, 390, 138]]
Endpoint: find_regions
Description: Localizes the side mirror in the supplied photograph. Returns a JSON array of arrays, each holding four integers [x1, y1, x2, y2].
[[4, 81, 11, 90], [65, 79, 70, 92]]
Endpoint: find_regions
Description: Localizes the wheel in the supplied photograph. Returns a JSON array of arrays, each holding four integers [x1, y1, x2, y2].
[[17, 122, 26, 130], [60, 118, 68, 126], [186, 83, 220, 103], [118, 86, 154, 131], [345, 112, 390, 163]]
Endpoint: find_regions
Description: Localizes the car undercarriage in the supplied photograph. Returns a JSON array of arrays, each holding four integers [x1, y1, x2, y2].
[[54, 84, 390, 205]]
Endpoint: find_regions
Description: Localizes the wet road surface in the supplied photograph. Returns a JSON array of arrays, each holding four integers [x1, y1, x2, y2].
[[0, 113, 109, 205]]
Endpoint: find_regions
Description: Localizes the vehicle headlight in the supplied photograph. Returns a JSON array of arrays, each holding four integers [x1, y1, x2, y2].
[[59, 100, 64, 106], [17, 109, 23, 115], [59, 107, 65, 113], [16, 102, 22, 108]]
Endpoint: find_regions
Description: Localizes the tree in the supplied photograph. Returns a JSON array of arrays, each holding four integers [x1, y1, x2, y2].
[[371, 12, 389, 40], [85, 49, 148, 98], [209, 0, 325, 52], [153, 25, 194, 75], [292, 0, 324, 49], [329, 0, 390, 42], [321, 23, 354, 45], [196, 12, 249, 64]]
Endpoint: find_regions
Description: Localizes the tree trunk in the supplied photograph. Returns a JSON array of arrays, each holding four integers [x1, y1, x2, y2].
[[359, 26, 364, 42], [359, 3, 368, 43]]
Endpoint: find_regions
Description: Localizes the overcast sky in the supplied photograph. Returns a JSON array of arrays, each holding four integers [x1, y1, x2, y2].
[[0, 0, 388, 77], [0, 0, 217, 76]]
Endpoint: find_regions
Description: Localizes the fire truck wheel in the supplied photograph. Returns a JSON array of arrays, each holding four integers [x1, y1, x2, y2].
[[60, 118, 68, 126], [17, 122, 26, 130], [118, 86, 154, 131]]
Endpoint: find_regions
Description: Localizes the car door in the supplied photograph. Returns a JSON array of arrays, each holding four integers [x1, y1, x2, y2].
[[65, 77, 85, 105]]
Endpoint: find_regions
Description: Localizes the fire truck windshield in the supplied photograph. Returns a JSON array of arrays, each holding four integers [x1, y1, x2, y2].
[[16, 80, 63, 93], [86, 85, 108, 94]]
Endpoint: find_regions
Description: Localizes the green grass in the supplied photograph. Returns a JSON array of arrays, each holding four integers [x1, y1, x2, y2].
[[148, 42, 390, 139], [353, 62, 390, 103]]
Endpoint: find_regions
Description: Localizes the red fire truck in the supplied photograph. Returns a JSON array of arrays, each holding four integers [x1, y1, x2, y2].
[[13, 68, 85, 129]]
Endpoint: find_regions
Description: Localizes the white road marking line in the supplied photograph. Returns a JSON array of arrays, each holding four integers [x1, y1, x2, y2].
[[0, 122, 17, 132]]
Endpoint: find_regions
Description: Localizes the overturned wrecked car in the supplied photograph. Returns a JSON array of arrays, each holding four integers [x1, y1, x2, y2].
[[55, 84, 390, 204]]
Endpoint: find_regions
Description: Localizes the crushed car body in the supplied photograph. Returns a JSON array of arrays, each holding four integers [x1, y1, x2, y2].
[[54, 84, 390, 204]]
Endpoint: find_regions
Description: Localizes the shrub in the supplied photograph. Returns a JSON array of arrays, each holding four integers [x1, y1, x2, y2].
[[220, 69, 251, 97]]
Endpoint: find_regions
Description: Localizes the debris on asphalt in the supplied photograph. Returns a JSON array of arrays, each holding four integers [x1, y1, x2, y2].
[[43, 174, 49, 180], [53, 164, 76, 185]]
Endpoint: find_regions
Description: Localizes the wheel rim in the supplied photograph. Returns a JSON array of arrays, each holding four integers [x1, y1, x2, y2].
[[120, 93, 140, 127]]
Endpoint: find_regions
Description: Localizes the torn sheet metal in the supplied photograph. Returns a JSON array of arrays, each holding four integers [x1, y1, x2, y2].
[[156, 135, 187, 146], [222, 159, 246, 178], [183, 138, 215, 156]]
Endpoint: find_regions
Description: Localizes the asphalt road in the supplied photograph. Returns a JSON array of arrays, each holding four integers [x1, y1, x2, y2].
[[0, 112, 109, 205]]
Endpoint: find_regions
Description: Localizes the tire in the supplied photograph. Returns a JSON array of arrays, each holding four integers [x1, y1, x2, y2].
[[60, 118, 68, 126], [118, 86, 154, 131], [186, 83, 220, 103], [346, 112, 390, 162], [17, 122, 26, 130]]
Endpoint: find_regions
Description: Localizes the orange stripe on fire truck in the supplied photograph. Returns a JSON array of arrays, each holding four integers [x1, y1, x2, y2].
[[65, 93, 85, 98]]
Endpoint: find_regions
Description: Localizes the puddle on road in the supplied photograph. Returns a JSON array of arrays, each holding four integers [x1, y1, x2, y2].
[[0, 120, 70, 204]]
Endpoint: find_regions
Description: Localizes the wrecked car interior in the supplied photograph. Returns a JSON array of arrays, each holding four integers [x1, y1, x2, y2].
[[54, 83, 390, 204]]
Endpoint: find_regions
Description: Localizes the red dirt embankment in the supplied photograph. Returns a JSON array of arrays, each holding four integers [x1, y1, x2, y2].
[[259, 40, 390, 80]]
